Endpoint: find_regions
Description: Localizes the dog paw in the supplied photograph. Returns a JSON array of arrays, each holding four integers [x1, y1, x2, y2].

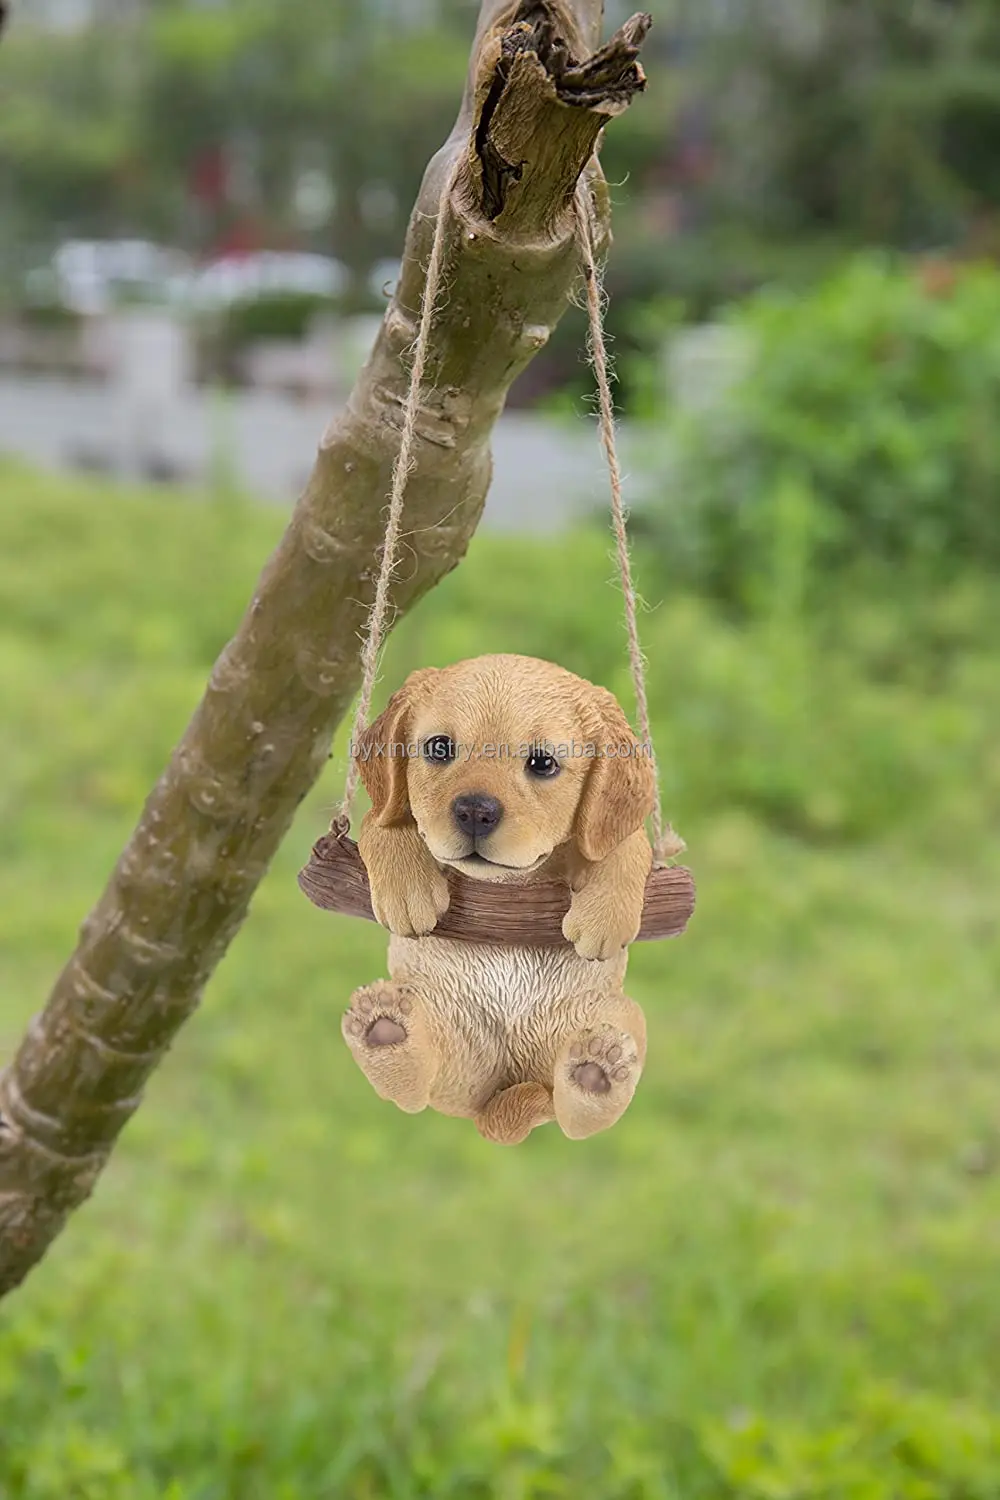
[[342, 983, 433, 1112], [554, 1023, 642, 1139], [566, 1027, 639, 1094], [369, 867, 450, 938], [562, 895, 638, 961], [343, 982, 415, 1047]]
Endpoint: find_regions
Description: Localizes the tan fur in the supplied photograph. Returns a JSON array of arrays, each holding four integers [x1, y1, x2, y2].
[[344, 655, 655, 1144]]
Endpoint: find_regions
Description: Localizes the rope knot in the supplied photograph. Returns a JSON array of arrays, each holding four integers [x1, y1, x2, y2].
[[652, 825, 687, 866]]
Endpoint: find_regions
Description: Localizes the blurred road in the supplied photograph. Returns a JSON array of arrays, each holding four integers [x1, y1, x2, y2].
[[0, 376, 649, 533]]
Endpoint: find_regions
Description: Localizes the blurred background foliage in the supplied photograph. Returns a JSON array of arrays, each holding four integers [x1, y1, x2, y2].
[[632, 255, 1000, 602], [6, 0, 1000, 399]]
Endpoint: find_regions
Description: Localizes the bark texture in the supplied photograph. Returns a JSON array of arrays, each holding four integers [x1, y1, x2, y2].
[[0, 0, 652, 1297]]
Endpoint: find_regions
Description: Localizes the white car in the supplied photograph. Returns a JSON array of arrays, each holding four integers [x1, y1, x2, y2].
[[184, 252, 350, 310], [28, 239, 193, 315]]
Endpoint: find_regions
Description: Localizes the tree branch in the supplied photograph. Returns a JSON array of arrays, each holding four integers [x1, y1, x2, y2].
[[0, 1, 652, 1298]]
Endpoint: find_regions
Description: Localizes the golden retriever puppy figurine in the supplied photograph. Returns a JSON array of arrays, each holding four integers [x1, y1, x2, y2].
[[341, 655, 655, 1145]]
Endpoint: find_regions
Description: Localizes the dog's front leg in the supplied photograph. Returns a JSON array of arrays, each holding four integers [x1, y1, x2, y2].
[[358, 812, 450, 937], [562, 829, 652, 961]]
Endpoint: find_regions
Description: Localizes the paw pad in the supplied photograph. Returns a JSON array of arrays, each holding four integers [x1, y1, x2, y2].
[[366, 1017, 407, 1047], [344, 984, 416, 1049], [573, 1061, 611, 1095], [566, 1026, 637, 1095]]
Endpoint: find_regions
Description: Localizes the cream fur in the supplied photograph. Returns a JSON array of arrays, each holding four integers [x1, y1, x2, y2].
[[342, 655, 655, 1145]]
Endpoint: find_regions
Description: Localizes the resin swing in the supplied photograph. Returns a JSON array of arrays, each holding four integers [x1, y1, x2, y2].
[[299, 176, 696, 947]]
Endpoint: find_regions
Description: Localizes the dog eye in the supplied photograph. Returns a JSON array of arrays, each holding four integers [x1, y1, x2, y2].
[[526, 748, 560, 778], [423, 734, 456, 764]]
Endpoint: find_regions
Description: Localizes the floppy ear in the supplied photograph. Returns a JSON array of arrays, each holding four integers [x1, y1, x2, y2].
[[354, 667, 438, 827], [575, 686, 656, 864]]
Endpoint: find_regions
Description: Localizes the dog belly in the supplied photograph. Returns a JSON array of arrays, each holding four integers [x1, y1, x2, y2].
[[387, 934, 629, 1109]]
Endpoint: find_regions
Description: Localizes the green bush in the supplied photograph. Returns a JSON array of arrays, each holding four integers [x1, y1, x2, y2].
[[199, 289, 341, 384], [18, 299, 83, 331], [638, 255, 1000, 607], [221, 290, 339, 347]]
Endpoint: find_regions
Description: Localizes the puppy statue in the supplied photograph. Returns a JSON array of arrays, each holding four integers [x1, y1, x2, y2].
[[342, 655, 655, 1144]]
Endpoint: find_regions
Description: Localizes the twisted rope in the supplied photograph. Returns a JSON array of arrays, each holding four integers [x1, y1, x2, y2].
[[573, 180, 684, 864], [335, 161, 459, 832]]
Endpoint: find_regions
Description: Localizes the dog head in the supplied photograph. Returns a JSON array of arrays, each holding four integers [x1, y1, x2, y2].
[[354, 655, 654, 880]]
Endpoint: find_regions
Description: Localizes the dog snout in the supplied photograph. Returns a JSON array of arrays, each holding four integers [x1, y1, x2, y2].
[[451, 792, 504, 838]]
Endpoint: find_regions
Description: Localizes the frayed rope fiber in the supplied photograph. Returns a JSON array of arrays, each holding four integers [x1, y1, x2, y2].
[[335, 158, 461, 830], [573, 180, 684, 864]]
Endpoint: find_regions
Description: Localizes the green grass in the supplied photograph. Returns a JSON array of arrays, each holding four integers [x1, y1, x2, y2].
[[1, 462, 999, 1498]]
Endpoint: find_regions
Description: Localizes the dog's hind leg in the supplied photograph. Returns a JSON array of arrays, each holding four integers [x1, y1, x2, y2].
[[552, 994, 647, 1141], [342, 981, 438, 1113]]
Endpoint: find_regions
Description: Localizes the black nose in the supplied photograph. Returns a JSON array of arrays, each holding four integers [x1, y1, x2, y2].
[[451, 792, 504, 837]]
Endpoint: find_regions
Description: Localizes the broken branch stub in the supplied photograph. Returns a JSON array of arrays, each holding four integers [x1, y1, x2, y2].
[[473, 7, 651, 225], [0, 1, 652, 1298]]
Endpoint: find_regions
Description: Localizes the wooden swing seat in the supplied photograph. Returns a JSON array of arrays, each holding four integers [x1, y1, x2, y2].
[[298, 830, 696, 947]]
